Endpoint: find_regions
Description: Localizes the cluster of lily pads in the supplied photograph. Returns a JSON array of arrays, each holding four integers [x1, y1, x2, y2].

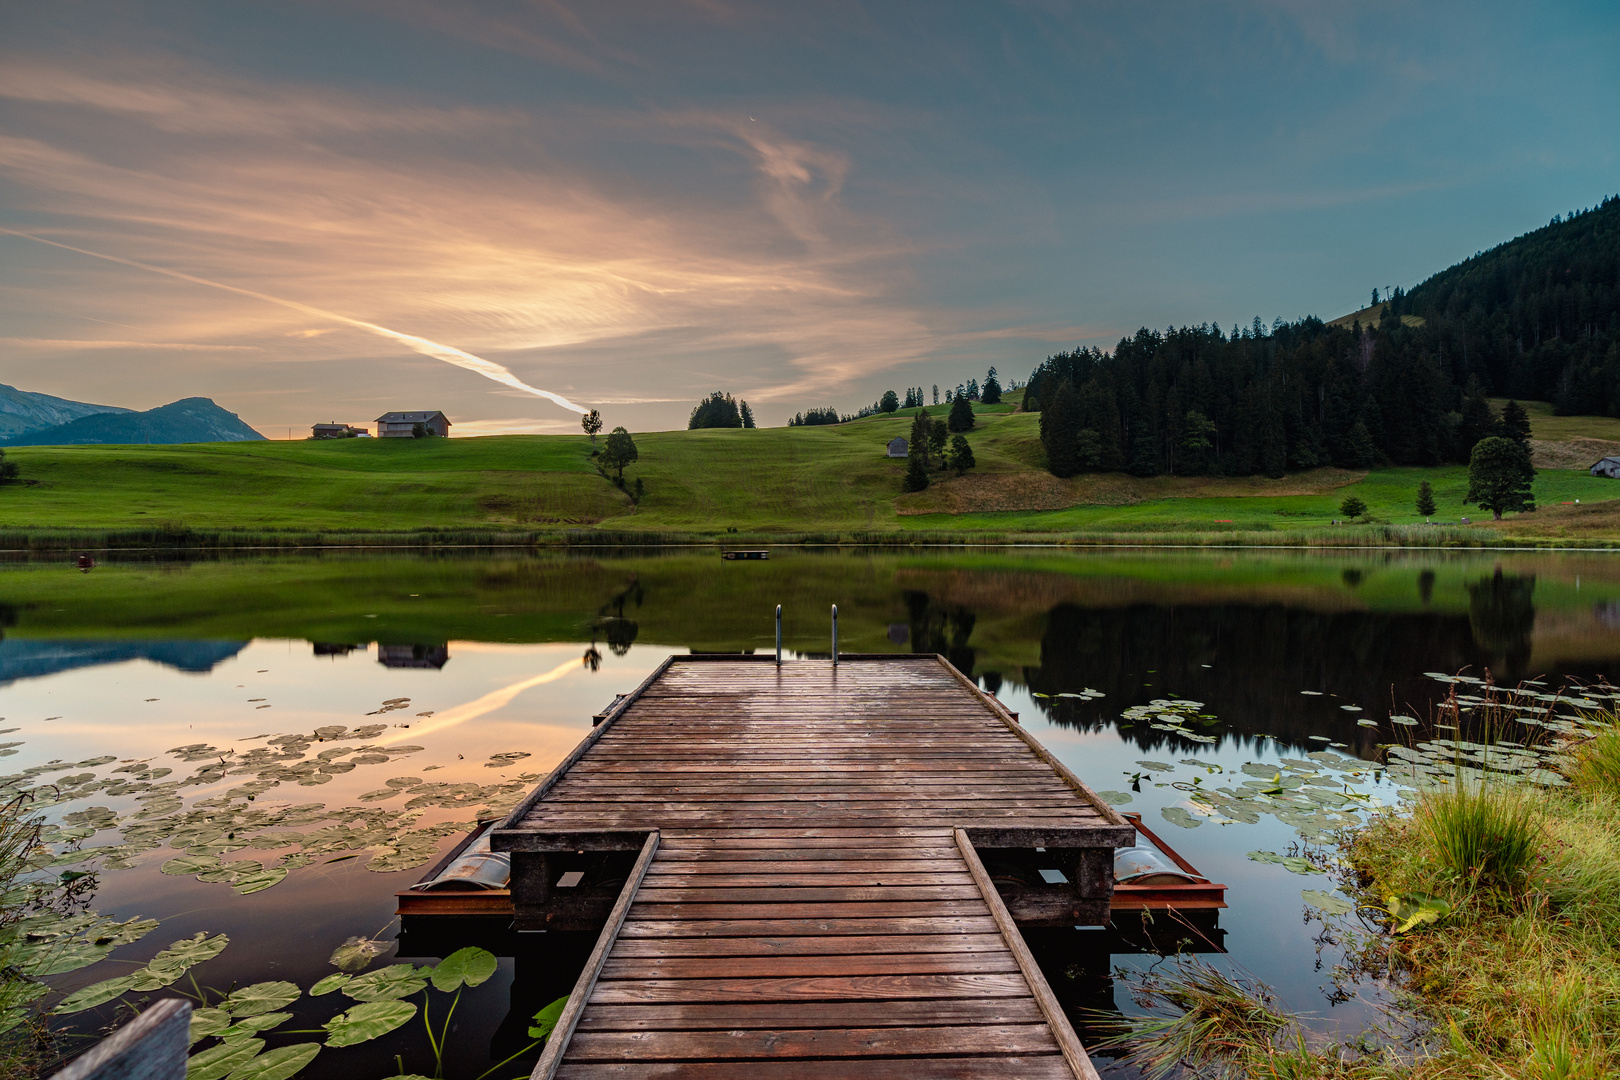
[[60, 936, 563, 1080], [0, 709, 548, 1044]]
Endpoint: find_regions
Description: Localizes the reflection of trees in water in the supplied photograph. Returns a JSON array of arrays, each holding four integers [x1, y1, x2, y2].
[[903, 590, 977, 676], [592, 576, 644, 658], [1466, 570, 1536, 678], [1023, 603, 1514, 757]]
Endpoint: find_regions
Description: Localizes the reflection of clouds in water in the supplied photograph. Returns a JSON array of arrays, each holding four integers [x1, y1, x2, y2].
[[378, 656, 581, 745]]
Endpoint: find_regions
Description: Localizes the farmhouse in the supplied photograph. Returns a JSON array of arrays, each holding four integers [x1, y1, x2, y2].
[[376, 411, 450, 438], [1592, 456, 1620, 479], [886, 436, 908, 457], [311, 422, 368, 439]]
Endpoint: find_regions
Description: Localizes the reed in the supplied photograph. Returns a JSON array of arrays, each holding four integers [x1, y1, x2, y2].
[[1414, 780, 1541, 890]]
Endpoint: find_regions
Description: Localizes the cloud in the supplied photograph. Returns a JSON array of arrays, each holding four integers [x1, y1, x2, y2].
[[0, 338, 260, 351]]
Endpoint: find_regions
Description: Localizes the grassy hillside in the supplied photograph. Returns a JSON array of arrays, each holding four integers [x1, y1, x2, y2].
[[2, 403, 1618, 543]]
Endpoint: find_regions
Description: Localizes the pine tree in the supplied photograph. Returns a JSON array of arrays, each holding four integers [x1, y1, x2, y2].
[[739, 401, 756, 428], [1415, 480, 1436, 519], [1040, 380, 1080, 477], [1499, 400, 1532, 448], [947, 435, 976, 476], [902, 452, 929, 492], [1339, 495, 1367, 519], [981, 367, 1002, 405], [909, 409, 933, 466]]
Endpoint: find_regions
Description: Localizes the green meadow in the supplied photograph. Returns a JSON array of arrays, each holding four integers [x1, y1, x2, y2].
[[1, 401, 1617, 544]]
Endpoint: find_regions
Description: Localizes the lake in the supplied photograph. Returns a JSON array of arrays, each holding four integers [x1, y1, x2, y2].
[[8, 547, 1620, 1077]]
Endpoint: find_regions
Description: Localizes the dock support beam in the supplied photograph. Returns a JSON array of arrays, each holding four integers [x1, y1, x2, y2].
[[831, 604, 838, 665]]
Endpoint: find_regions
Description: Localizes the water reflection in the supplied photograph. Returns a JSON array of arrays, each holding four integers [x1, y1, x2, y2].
[[0, 638, 248, 684], [1466, 570, 1536, 676]]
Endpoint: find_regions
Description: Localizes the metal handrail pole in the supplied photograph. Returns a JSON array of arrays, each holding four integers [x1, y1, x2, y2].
[[775, 604, 782, 665], [831, 604, 838, 666]]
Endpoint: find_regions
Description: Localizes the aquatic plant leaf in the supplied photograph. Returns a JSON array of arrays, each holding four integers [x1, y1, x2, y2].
[[1135, 761, 1175, 772], [1094, 790, 1133, 805], [528, 995, 569, 1040], [221, 981, 299, 1017], [156, 933, 230, 969], [220, 1013, 291, 1041], [231, 868, 287, 895], [162, 855, 221, 876], [309, 973, 350, 997], [1245, 851, 1314, 874], [53, 975, 135, 1013], [1301, 889, 1355, 915], [430, 947, 498, 992], [221, 1043, 318, 1080], [328, 936, 385, 973], [1390, 715, 1420, 726], [24, 939, 117, 976], [189, 1007, 232, 1044], [186, 1037, 263, 1080], [323, 999, 417, 1047], [1160, 806, 1202, 829], [342, 964, 427, 1001], [1385, 893, 1451, 933]]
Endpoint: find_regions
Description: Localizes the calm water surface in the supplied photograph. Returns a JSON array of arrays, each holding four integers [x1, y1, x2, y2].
[[8, 548, 1620, 1076]]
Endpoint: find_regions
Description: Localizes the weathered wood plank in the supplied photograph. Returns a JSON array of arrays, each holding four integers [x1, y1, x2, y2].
[[571, 998, 1046, 1031], [554, 1057, 1075, 1079], [588, 972, 1035, 1004], [609, 933, 1008, 958], [598, 951, 1020, 979], [48, 998, 191, 1080], [567, 1023, 1058, 1060]]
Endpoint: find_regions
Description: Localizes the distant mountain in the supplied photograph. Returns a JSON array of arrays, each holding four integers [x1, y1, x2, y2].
[[1, 397, 266, 446], [0, 382, 129, 438]]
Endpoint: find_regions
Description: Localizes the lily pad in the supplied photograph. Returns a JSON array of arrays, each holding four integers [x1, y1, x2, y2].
[[1385, 893, 1451, 934], [1301, 889, 1355, 916], [528, 995, 569, 1041], [187, 1037, 264, 1080], [221, 981, 299, 1017], [1135, 761, 1176, 772], [310, 973, 351, 996], [219, 1013, 292, 1041], [1094, 790, 1133, 805], [328, 936, 386, 973], [53, 975, 136, 1014], [342, 964, 427, 1002], [1160, 806, 1202, 829], [189, 1007, 233, 1044], [231, 868, 288, 895], [430, 947, 498, 992], [323, 999, 417, 1047], [221, 1043, 319, 1080]]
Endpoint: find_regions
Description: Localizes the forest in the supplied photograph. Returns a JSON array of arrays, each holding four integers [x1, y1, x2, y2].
[[1024, 194, 1620, 478]]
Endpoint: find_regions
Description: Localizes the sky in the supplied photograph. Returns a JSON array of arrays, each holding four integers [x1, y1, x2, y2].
[[1, 2, 1616, 436]]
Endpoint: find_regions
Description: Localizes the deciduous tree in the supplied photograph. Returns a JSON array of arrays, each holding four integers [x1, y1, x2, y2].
[[1465, 436, 1535, 520], [581, 409, 602, 446], [947, 435, 975, 476], [601, 426, 639, 483], [879, 390, 899, 414]]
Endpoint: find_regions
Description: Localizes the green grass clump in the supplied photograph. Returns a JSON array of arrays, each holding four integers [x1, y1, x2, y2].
[[1104, 959, 1292, 1080], [1414, 781, 1541, 890], [1568, 726, 1620, 796]]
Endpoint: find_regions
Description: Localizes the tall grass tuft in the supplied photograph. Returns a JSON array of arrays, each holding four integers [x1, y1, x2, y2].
[[1568, 725, 1620, 796], [1414, 780, 1541, 891], [1104, 959, 1291, 1080]]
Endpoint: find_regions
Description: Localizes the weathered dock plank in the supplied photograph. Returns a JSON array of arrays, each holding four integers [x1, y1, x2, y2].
[[494, 656, 1128, 1079]]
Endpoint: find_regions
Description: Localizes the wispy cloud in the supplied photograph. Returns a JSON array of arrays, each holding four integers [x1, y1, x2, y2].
[[0, 338, 260, 351]]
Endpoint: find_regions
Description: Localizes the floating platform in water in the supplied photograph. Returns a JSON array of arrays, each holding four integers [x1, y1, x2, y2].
[[720, 549, 769, 560]]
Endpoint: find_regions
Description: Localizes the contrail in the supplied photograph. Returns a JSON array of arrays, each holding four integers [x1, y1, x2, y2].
[[0, 227, 588, 415]]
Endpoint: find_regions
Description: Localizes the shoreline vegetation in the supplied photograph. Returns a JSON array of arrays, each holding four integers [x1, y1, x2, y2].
[[4, 525, 1620, 552], [2, 398, 1617, 550], [1109, 695, 1620, 1080]]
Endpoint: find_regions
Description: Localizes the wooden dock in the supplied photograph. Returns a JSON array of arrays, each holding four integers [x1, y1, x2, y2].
[[492, 655, 1134, 1079]]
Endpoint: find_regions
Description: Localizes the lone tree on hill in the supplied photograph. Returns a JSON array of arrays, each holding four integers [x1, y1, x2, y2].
[[902, 451, 929, 492], [601, 426, 639, 484], [981, 366, 1001, 405], [739, 401, 756, 429], [688, 391, 748, 429], [1465, 436, 1535, 520], [1415, 480, 1436, 520], [879, 390, 899, 414], [947, 394, 975, 433], [581, 409, 602, 447], [1339, 495, 1368, 520], [947, 435, 976, 476]]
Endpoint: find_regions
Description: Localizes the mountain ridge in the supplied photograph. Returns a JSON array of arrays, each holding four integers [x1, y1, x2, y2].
[[0, 397, 265, 446]]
